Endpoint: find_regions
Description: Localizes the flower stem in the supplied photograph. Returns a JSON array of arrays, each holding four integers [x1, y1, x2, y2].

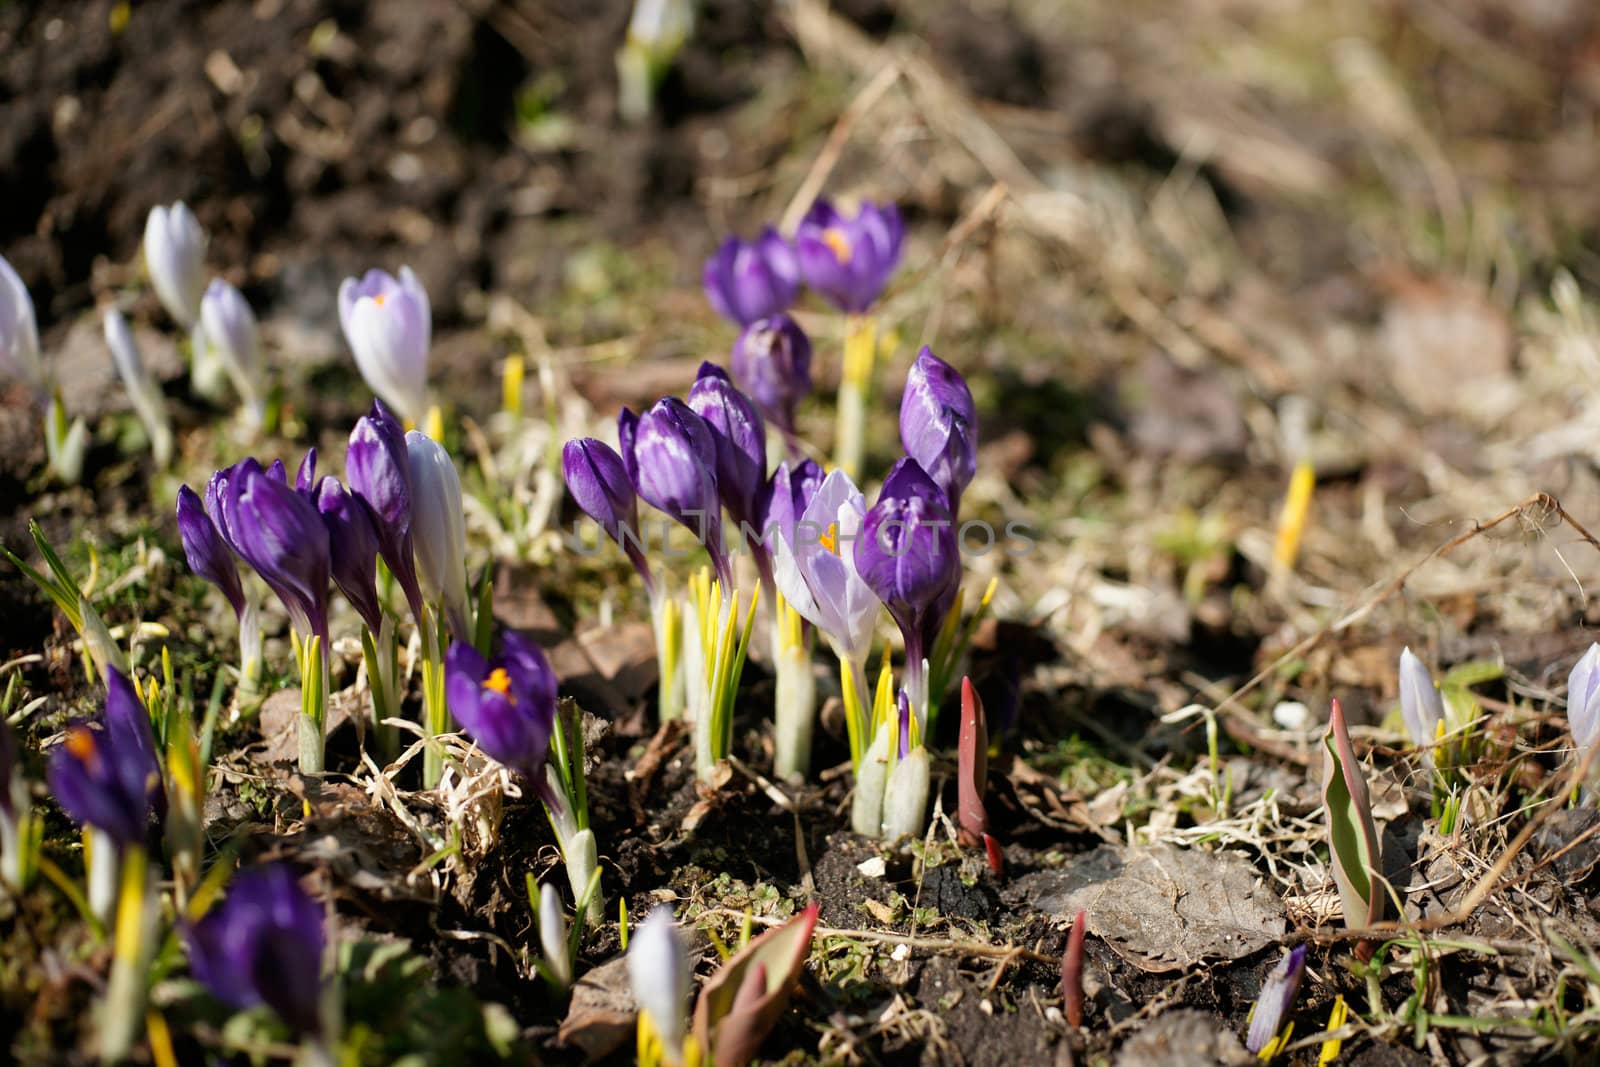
[[298, 634, 328, 776], [833, 315, 877, 480]]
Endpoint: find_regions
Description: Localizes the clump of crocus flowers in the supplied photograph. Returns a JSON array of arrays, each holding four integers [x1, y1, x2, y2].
[[562, 198, 994, 844]]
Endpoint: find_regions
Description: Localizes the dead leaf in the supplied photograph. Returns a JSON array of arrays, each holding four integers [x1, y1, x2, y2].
[[557, 955, 637, 1061], [1016, 844, 1286, 973], [1114, 1009, 1252, 1067]]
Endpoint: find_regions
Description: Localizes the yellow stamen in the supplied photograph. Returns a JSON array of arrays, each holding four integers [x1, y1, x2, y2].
[[483, 668, 514, 697], [373, 293, 387, 307], [819, 522, 839, 555], [822, 227, 853, 264]]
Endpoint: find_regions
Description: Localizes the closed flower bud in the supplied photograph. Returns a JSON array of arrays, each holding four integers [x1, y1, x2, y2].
[[338, 267, 431, 424], [687, 363, 767, 527], [628, 907, 691, 1058], [703, 228, 799, 326], [794, 199, 904, 313], [315, 477, 384, 633], [346, 400, 424, 623], [899, 347, 977, 511], [1570, 643, 1600, 767], [405, 431, 470, 634], [199, 278, 265, 419], [854, 458, 959, 645], [629, 398, 725, 578], [186, 864, 326, 1037], [143, 202, 207, 327], [215, 458, 331, 642], [538, 882, 572, 989], [731, 313, 812, 439], [0, 253, 44, 390], [1397, 647, 1446, 756], [176, 484, 245, 619], [1245, 944, 1307, 1054]]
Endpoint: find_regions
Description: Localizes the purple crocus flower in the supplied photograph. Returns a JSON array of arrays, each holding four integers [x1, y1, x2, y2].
[[338, 266, 431, 425], [186, 864, 326, 1037], [563, 438, 652, 592], [346, 400, 425, 624], [794, 199, 905, 313], [703, 228, 800, 326], [854, 459, 959, 711], [1245, 944, 1307, 1054], [899, 348, 977, 512], [687, 363, 767, 529], [216, 459, 331, 643], [176, 484, 245, 618], [629, 397, 729, 585], [315, 477, 383, 633], [731, 313, 812, 440], [444, 630, 558, 777], [47, 669, 163, 846]]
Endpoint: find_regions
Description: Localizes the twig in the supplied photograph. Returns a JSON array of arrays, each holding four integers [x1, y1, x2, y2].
[[778, 61, 902, 236], [704, 906, 1055, 964]]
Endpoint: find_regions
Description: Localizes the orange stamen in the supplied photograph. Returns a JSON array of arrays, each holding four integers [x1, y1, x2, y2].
[[66, 726, 97, 762], [372, 293, 387, 307], [819, 522, 839, 554], [822, 228, 853, 264], [482, 667, 514, 697]]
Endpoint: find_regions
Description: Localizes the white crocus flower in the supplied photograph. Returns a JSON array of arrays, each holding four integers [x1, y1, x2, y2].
[[199, 278, 265, 425], [627, 907, 690, 1062], [339, 267, 431, 424], [404, 430, 469, 635], [142, 203, 206, 328]]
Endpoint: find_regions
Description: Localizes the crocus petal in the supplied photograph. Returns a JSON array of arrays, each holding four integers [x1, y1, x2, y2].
[[405, 431, 469, 629], [1397, 647, 1446, 753], [629, 907, 691, 1053], [143, 202, 207, 327], [339, 267, 431, 424], [0, 253, 44, 389], [177, 484, 245, 618], [186, 863, 325, 1036]]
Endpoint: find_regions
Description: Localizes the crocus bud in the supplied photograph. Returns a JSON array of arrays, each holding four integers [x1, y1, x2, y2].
[[315, 477, 383, 633], [143, 202, 206, 327], [899, 347, 977, 511], [296, 447, 318, 495], [1245, 944, 1307, 1055], [1397, 647, 1446, 756], [186, 864, 326, 1037], [0, 719, 28, 889], [1570, 643, 1600, 760], [347, 400, 424, 623], [47, 669, 163, 847], [794, 199, 905, 313], [176, 484, 245, 618], [687, 362, 767, 527], [216, 459, 331, 643], [0, 253, 44, 390], [538, 881, 573, 989], [731, 313, 812, 439], [630, 398, 725, 578], [103, 308, 174, 467], [563, 437, 649, 588], [405, 431, 469, 635], [772, 468, 880, 665], [882, 692, 930, 840], [444, 630, 558, 776], [199, 278, 265, 419], [628, 907, 691, 1059], [338, 267, 431, 425], [854, 458, 958, 650], [703, 228, 800, 326]]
